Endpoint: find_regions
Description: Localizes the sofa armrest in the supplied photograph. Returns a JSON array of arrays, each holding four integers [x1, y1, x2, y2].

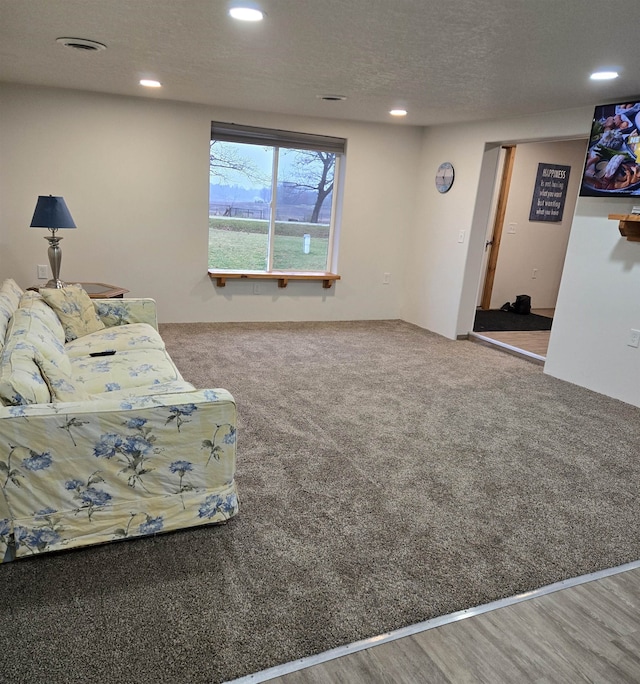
[[0, 388, 237, 561], [0, 388, 237, 495], [93, 298, 159, 331], [0, 388, 235, 435]]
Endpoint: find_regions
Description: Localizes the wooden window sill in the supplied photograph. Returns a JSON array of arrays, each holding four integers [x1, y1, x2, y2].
[[208, 270, 341, 289]]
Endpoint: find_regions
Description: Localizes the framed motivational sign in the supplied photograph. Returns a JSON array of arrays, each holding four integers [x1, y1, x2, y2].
[[529, 163, 571, 222]]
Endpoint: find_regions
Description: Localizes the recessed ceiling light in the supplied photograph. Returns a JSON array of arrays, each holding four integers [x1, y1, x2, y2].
[[590, 71, 619, 81], [318, 94, 347, 102], [140, 79, 162, 88], [390, 109, 407, 117], [56, 37, 106, 52], [229, 4, 264, 21]]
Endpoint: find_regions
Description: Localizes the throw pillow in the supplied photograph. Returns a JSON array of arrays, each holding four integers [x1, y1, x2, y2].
[[34, 352, 90, 403], [18, 290, 66, 344], [0, 279, 24, 350], [40, 284, 105, 342]]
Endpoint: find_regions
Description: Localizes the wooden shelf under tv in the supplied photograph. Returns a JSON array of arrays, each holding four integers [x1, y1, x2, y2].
[[609, 214, 640, 242]]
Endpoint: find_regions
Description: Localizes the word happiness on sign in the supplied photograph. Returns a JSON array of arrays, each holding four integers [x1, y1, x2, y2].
[[529, 163, 571, 222]]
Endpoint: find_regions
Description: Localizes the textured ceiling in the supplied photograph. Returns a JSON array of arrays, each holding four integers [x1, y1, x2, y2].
[[1, 0, 639, 126]]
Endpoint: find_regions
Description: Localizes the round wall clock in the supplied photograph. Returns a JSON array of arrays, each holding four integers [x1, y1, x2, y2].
[[435, 162, 455, 193]]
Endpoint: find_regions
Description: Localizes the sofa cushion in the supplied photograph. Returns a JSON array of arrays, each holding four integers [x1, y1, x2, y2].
[[34, 353, 90, 402], [18, 290, 66, 343], [0, 295, 16, 349], [8, 306, 68, 365], [40, 284, 105, 342], [0, 312, 51, 406], [0, 279, 23, 307], [0, 307, 89, 405], [0, 279, 23, 350], [90, 379, 197, 401], [65, 323, 166, 358], [70, 348, 183, 395], [0, 345, 50, 405]]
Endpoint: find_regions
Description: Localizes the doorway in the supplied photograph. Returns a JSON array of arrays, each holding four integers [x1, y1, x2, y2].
[[471, 138, 588, 361]]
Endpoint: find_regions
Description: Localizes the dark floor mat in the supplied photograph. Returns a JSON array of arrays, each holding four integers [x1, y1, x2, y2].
[[474, 309, 553, 332]]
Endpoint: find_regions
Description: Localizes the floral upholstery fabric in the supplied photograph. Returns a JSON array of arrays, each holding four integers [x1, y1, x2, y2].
[[0, 389, 238, 561], [35, 354, 90, 402], [94, 298, 159, 330], [0, 279, 23, 350], [0, 289, 239, 562], [0, 346, 50, 405], [65, 323, 165, 358], [0, 307, 63, 405], [0, 295, 16, 349], [39, 284, 105, 342], [18, 290, 66, 343], [0, 279, 23, 307], [90, 379, 196, 401], [70, 348, 182, 395]]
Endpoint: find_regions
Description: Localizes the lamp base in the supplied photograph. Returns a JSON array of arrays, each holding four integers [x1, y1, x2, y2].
[[43, 279, 66, 289], [43, 234, 65, 289]]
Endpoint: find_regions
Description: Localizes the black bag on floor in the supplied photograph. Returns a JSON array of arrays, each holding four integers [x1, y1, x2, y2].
[[510, 294, 531, 315]]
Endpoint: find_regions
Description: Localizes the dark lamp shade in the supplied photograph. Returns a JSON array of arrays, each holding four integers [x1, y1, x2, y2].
[[30, 195, 77, 229]]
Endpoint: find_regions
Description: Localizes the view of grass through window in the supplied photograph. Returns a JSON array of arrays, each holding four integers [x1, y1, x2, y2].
[[209, 138, 336, 272]]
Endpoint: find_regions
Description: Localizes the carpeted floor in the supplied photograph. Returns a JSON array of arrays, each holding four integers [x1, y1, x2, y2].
[[1, 320, 639, 683], [474, 309, 553, 331]]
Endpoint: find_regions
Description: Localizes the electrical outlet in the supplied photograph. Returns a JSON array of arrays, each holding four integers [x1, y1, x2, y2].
[[532, 268, 538, 279], [383, 273, 391, 285], [37, 264, 48, 279], [252, 283, 261, 294], [508, 223, 517, 234], [457, 230, 465, 243], [629, 329, 640, 348]]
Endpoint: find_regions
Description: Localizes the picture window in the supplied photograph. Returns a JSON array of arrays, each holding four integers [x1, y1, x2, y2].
[[209, 122, 345, 273]]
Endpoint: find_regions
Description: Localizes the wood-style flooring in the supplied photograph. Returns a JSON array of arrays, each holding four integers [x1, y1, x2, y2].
[[268, 565, 640, 683], [473, 330, 551, 357], [472, 309, 554, 360]]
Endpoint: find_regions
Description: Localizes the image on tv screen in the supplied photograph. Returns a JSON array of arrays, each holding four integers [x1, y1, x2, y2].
[[580, 101, 640, 197]]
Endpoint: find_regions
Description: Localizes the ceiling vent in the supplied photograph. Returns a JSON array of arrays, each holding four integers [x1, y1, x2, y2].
[[56, 37, 107, 52]]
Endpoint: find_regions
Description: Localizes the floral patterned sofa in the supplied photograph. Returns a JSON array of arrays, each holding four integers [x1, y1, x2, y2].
[[0, 279, 238, 562]]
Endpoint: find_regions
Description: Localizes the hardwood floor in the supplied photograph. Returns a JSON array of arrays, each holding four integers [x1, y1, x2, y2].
[[265, 565, 640, 684], [473, 330, 551, 357], [531, 308, 555, 318], [471, 309, 553, 360]]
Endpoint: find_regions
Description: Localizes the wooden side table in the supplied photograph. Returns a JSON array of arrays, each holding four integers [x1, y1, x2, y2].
[[31, 282, 130, 299], [78, 282, 129, 299]]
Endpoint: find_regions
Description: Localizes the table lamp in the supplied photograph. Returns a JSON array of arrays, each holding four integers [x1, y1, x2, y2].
[[30, 195, 77, 288]]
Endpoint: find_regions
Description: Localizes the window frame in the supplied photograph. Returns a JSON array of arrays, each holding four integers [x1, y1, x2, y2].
[[208, 122, 346, 278]]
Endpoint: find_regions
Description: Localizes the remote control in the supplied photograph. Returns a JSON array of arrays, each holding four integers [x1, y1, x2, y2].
[[89, 350, 117, 357]]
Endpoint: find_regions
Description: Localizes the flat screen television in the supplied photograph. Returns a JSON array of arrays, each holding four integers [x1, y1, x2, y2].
[[579, 99, 640, 197]]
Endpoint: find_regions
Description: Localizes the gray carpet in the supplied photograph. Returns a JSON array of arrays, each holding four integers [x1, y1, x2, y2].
[[1, 320, 639, 683]]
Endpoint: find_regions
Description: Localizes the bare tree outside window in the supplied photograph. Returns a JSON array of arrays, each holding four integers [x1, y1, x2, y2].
[[209, 141, 269, 186], [279, 150, 335, 224]]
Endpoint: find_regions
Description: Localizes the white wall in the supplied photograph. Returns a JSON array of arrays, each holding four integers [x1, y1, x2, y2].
[[404, 107, 640, 407], [402, 127, 489, 339], [544, 197, 640, 406], [2, 84, 639, 407], [0, 83, 422, 323], [489, 139, 587, 310], [405, 107, 593, 340]]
